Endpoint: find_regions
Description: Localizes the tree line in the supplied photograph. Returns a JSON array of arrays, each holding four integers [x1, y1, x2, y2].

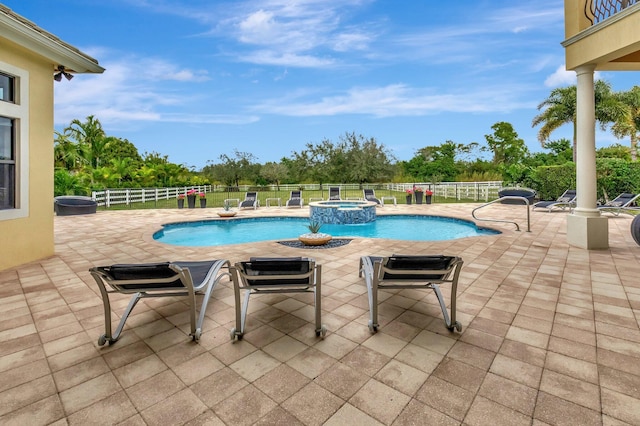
[[54, 81, 640, 199]]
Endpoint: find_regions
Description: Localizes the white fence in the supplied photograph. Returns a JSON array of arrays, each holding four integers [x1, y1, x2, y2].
[[386, 181, 504, 202], [92, 185, 212, 207], [91, 182, 505, 207]]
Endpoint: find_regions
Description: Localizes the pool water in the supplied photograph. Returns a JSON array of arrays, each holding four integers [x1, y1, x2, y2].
[[153, 215, 499, 247]]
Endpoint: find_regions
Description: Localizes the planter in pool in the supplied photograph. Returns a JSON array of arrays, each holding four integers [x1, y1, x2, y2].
[[217, 211, 237, 218], [299, 233, 332, 246]]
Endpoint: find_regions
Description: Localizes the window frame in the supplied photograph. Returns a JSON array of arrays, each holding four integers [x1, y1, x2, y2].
[[0, 61, 29, 221]]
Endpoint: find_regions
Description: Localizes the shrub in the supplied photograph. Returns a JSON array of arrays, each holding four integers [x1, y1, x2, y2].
[[522, 163, 576, 200], [596, 158, 640, 201]]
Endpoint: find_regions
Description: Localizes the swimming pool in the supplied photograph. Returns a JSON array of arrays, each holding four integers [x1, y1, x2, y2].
[[153, 215, 499, 247]]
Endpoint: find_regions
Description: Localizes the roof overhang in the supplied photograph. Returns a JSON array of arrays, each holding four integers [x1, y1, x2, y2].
[[0, 5, 104, 74]]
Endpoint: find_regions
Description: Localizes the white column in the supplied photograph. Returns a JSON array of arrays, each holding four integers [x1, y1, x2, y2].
[[566, 64, 608, 249], [573, 65, 599, 216]]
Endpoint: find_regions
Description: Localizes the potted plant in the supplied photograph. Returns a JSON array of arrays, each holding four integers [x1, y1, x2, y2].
[[298, 221, 332, 246], [217, 200, 237, 217], [414, 187, 424, 204], [405, 189, 413, 205], [199, 192, 207, 208], [186, 189, 198, 208], [425, 189, 433, 204], [177, 193, 185, 209]]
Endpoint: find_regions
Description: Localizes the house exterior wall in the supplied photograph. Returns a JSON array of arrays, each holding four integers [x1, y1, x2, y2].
[[0, 39, 55, 270], [564, 0, 640, 70]]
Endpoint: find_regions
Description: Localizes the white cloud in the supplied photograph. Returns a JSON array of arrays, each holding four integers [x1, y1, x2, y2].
[[252, 83, 536, 117], [544, 65, 576, 87], [239, 51, 335, 67], [200, 0, 377, 67], [138, 58, 210, 82], [332, 31, 372, 52], [489, 2, 564, 33], [53, 53, 256, 127]]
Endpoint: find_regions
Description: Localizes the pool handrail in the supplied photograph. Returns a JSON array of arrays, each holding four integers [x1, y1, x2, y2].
[[472, 196, 531, 232]]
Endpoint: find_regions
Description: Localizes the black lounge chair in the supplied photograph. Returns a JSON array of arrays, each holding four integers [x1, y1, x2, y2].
[[363, 189, 381, 205], [239, 191, 259, 209], [89, 259, 230, 345], [359, 255, 463, 333], [229, 257, 326, 340], [329, 187, 341, 200], [532, 189, 576, 212], [286, 190, 304, 208], [598, 192, 640, 216]]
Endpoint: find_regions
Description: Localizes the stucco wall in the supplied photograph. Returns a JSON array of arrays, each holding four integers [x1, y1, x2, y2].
[[0, 40, 55, 271], [564, 1, 640, 70]]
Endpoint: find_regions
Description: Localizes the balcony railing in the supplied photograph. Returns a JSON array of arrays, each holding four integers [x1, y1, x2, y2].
[[585, 0, 639, 25]]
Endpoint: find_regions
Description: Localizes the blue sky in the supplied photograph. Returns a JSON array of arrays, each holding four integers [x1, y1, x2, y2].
[[5, 0, 640, 169]]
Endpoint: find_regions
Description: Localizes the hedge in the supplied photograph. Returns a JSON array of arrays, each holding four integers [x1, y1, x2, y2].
[[523, 159, 640, 202]]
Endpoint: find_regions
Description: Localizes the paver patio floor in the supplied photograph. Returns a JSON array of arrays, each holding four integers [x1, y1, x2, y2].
[[1, 203, 639, 425]]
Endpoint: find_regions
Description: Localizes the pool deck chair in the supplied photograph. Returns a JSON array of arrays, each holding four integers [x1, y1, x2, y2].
[[239, 191, 259, 209], [286, 190, 304, 208], [598, 192, 640, 216], [532, 189, 576, 212], [89, 259, 230, 345], [329, 187, 341, 200], [363, 189, 381, 205], [359, 255, 463, 333], [230, 257, 326, 340]]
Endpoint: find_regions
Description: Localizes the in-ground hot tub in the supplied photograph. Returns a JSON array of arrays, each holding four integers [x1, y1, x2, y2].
[[309, 200, 377, 224]]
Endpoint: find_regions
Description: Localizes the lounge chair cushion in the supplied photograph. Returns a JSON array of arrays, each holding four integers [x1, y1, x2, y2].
[[106, 262, 174, 278], [101, 260, 220, 290], [100, 263, 182, 289], [382, 255, 455, 280], [243, 257, 310, 284]]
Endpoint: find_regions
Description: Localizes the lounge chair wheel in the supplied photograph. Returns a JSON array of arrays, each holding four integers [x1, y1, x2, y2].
[[192, 329, 202, 341], [448, 321, 462, 332], [98, 335, 107, 346], [230, 328, 243, 341], [368, 321, 378, 333], [316, 325, 327, 338]]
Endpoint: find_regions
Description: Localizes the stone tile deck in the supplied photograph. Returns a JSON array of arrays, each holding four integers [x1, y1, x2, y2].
[[1, 203, 639, 425]]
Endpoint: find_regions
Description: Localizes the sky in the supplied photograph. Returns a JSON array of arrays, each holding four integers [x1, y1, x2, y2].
[[4, 0, 640, 169]]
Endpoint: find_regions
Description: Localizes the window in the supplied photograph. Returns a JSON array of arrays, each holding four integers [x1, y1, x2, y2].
[[0, 61, 29, 220], [0, 73, 14, 103], [0, 117, 15, 209]]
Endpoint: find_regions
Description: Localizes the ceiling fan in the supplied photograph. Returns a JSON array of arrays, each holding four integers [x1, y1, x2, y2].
[[54, 65, 74, 81]]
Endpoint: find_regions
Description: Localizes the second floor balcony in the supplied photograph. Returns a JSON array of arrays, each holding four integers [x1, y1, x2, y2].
[[586, 0, 639, 24]]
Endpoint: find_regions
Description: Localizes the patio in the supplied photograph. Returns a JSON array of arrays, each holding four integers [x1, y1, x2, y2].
[[1, 203, 639, 425]]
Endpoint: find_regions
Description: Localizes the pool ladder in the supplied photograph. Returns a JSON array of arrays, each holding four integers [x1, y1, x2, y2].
[[472, 196, 531, 232]]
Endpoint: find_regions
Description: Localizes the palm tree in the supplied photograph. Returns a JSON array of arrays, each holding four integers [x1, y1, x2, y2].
[[65, 115, 110, 168], [135, 165, 158, 187], [610, 86, 640, 161], [108, 157, 134, 186], [54, 131, 86, 171], [532, 80, 618, 161]]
